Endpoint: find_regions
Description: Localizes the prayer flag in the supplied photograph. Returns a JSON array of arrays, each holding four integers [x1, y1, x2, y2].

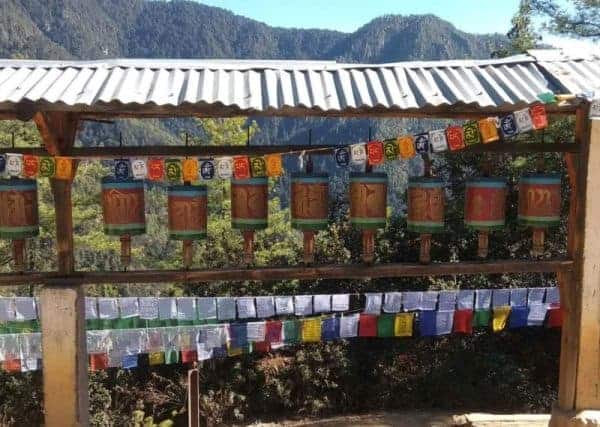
[[265, 154, 283, 176], [158, 298, 177, 325], [230, 323, 248, 348], [514, 108, 534, 132], [358, 314, 377, 337], [165, 158, 182, 183], [131, 158, 147, 180], [177, 297, 197, 324], [250, 156, 267, 177], [114, 159, 131, 181], [38, 156, 56, 178], [429, 129, 448, 153], [527, 303, 548, 326], [446, 126, 465, 151], [139, 297, 159, 322], [367, 141, 384, 165], [435, 310, 454, 335], [283, 319, 301, 344], [377, 314, 395, 338], [321, 316, 340, 341], [216, 157, 233, 179], [265, 320, 282, 343], [402, 292, 422, 312], [275, 296, 294, 315], [499, 114, 519, 138], [478, 118, 500, 143], [247, 321, 266, 342], [200, 160, 215, 180], [216, 297, 236, 321], [438, 291, 457, 311], [394, 313, 414, 337], [475, 289, 492, 310], [22, 155, 39, 178], [149, 352, 165, 365], [530, 103, 548, 130], [122, 354, 138, 369], [256, 296, 275, 318], [527, 288, 546, 306], [350, 143, 367, 164], [148, 158, 165, 181], [397, 135, 416, 159], [227, 344, 243, 357], [197, 297, 217, 322], [509, 306, 529, 328], [236, 297, 256, 319], [182, 158, 199, 182], [164, 349, 179, 365], [545, 287, 560, 305], [492, 289, 510, 308], [90, 353, 109, 371], [313, 295, 331, 313], [473, 310, 491, 328], [414, 133, 430, 154], [419, 310, 436, 337], [364, 293, 382, 314], [233, 156, 251, 180], [420, 291, 439, 311], [334, 147, 350, 167], [3, 359, 21, 373], [5, 153, 23, 177], [383, 140, 398, 160], [294, 295, 313, 316], [492, 306, 511, 332], [339, 314, 359, 338], [453, 310, 473, 334], [197, 343, 213, 361], [85, 297, 100, 330], [331, 294, 350, 312], [181, 349, 198, 364], [302, 317, 322, 342], [382, 292, 402, 313], [54, 157, 73, 180], [457, 290, 474, 310], [546, 307, 563, 328], [253, 341, 271, 353], [463, 121, 481, 146], [510, 288, 527, 308]]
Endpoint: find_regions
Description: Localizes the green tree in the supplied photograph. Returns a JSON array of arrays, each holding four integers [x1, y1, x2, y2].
[[531, 0, 600, 39]]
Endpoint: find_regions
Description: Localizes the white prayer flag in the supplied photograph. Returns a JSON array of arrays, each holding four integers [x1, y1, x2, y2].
[[492, 289, 510, 308], [545, 287, 560, 305], [139, 297, 159, 320], [14, 297, 37, 321], [216, 297, 236, 320], [364, 293, 382, 314], [527, 303, 548, 326], [435, 310, 454, 335], [339, 313, 360, 338], [130, 158, 148, 179], [275, 296, 295, 315], [162, 327, 179, 350], [527, 288, 546, 306], [457, 290, 474, 310], [177, 297, 197, 321], [246, 321, 266, 342], [255, 296, 275, 318], [438, 291, 457, 311], [402, 292, 422, 312], [98, 298, 119, 319], [331, 294, 350, 312], [237, 297, 257, 319], [85, 297, 99, 320], [119, 297, 140, 318], [216, 157, 233, 179], [197, 343, 213, 361], [201, 325, 228, 349], [177, 326, 197, 351], [158, 298, 177, 320], [197, 297, 217, 320], [86, 330, 112, 353], [509, 288, 528, 308], [514, 108, 534, 132], [429, 129, 448, 153], [383, 292, 402, 313], [145, 328, 164, 352], [475, 289, 492, 310], [420, 291, 439, 311], [21, 358, 39, 372], [294, 295, 313, 316], [19, 332, 42, 360], [0, 299, 16, 322], [350, 143, 367, 164], [5, 153, 23, 177], [313, 295, 332, 313]]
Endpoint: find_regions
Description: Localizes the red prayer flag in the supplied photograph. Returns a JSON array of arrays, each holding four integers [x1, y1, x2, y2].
[[446, 126, 465, 151], [90, 353, 109, 371], [148, 158, 165, 181], [22, 155, 39, 178], [233, 156, 251, 179], [453, 309, 473, 334], [546, 306, 563, 328], [181, 350, 198, 363], [359, 314, 378, 337], [265, 320, 282, 343], [253, 341, 271, 353], [529, 103, 548, 130], [366, 141, 384, 165], [2, 358, 21, 373]]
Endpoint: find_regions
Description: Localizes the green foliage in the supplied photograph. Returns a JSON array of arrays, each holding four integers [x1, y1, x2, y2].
[[531, 0, 600, 39], [493, 0, 541, 57]]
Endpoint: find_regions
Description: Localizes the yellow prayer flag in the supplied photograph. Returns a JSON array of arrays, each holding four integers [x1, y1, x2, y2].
[[302, 317, 322, 343], [394, 313, 414, 337], [54, 157, 74, 180], [149, 352, 165, 366], [265, 154, 283, 177], [478, 118, 500, 144], [182, 158, 199, 182], [492, 306, 511, 332], [227, 345, 243, 357], [397, 135, 416, 159]]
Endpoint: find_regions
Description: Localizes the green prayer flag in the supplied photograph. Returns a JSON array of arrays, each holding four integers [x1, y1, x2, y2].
[[383, 140, 398, 161], [38, 157, 56, 178], [250, 156, 267, 177], [473, 310, 491, 328], [463, 121, 481, 146], [165, 158, 182, 183], [164, 349, 180, 364], [377, 314, 395, 337], [283, 319, 300, 344]]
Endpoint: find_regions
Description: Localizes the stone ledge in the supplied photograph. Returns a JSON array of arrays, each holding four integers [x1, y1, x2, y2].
[[551, 408, 600, 427]]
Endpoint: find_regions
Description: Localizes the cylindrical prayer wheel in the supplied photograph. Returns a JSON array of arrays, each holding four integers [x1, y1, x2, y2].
[[231, 177, 268, 265], [291, 173, 329, 264], [349, 172, 387, 263], [0, 179, 39, 271], [168, 185, 208, 269], [464, 177, 507, 258], [407, 177, 444, 264], [101, 177, 146, 268], [518, 174, 561, 256]]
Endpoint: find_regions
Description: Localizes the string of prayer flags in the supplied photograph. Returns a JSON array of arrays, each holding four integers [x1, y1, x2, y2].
[[429, 129, 448, 153], [200, 160, 215, 180], [23, 155, 39, 178], [301, 317, 321, 342], [478, 118, 500, 143], [358, 313, 377, 337], [383, 140, 398, 160], [367, 141, 384, 165], [182, 158, 199, 182], [394, 313, 414, 337], [334, 147, 350, 167], [463, 121, 481, 146], [165, 158, 182, 183], [265, 154, 283, 177], [148, 158, 165, 181], [398, 135, 416, 159]]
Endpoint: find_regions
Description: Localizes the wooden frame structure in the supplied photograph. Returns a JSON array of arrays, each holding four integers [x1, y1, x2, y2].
[[0, 62, 597, 426]]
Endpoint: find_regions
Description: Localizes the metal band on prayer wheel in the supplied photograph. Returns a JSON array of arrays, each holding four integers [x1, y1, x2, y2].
[[101, 178, 146, 236], [407, 177, 444, 264], [350, 172, 387, 263], [168, 185, 208, 240], [231, 177, 268, 230]]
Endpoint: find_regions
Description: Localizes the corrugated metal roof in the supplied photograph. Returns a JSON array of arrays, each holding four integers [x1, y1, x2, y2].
[[0, 50, 596, 117]]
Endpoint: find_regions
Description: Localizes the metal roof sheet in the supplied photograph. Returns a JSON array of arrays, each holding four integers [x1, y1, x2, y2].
[[0, 50, 596, 117]]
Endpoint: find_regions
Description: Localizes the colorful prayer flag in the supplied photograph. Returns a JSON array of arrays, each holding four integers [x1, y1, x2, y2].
[[130, 159, 147, 180], [463, 121, 481, 146], [383, 140, 398, 160], [397, 135, 416, 159], [265, 154, 283, 176], [265, 320, 282, 343], [90, 353, 109, 371], [529, 103, 548, 130], [453, 310, 473, 334], [367, 141, 384, 165], [339, 313, 359, 338], [22, 155, 39, 178], [200, 160, 215, 180], [301, 317, 322, 342], [546, 307, 563, 328], [321, 316, 340, 341], [394, 313, 414, 337], [181, 349, 197, 363], [283, 319, 300, 344], [3, 358, 21, 373], [429, 129, 448, 153], [478, 118, 500, 143], [182, 158, 199, 182], [229, 323, 248, 348], [113, 159, 130, 181], [54, 157, 73, 180], [122, 354, 138, 369], [247, 321, 266, 342], [473, 310, 491, 328], [358, 313, 377, 337], [514, 108, 534, 132], [446, 126, 465, 151], [233, 156, 251, 179], [499, 114, 519, 138], [414, 133, 430, 154], [165, 158, 182, 183], [334, 147, 350, 167], [253, 341, 271, 353], [492, 306, 511, 332], [350, 143, 367, 164], [148, 158, 165, 181], [250, 156, 267, 177], [5, 153, 23, 177], [509, 306, 529, 328], [419, 310, 436, 337], [377, 314, 395, 337]]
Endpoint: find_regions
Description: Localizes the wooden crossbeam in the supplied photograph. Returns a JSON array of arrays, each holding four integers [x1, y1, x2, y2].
[[0, 259, 574, 286]]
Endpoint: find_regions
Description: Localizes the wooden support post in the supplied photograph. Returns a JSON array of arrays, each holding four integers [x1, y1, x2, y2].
[[552, 106, 600, 426], [34, 112, 89, 427], [188, 366, 200, 427]]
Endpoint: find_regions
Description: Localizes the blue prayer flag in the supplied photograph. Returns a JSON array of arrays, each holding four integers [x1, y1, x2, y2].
[[213, 346, 227, 359], [200, 160, 215, 180], [419, 310, 436, 337], [321, 316, 340, 341], [114, 159, 131, 181], [500, 114, 519, 138], [122, 354, 138, 369], [509, 306, 529, 328], [230, 323, 248, 348], [335, 147, 350, 167]]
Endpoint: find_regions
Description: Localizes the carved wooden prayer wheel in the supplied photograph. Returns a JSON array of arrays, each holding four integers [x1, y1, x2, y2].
[[518, 174, 561, 256], [407, 177, 444, 264], [0, 178, 39, 271], [168, 185, 207, 269], [464, 177, 507, 258], [290, 173, 329, 264], [101, 177, 146, 268], [231, 177, 268, 265], [349, 172, 387, 263]]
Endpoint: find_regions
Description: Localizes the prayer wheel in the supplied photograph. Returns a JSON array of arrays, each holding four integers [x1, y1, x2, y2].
[[407, 177, 444, 264], [464, 177, 507, 258], [349, 172, 387, 263], [168, 185, 208, 269], [518, 174, 561, 256], [101, 177, 146, 268], [0, 179, 39, 271], [290, 173, 329, 264], [231, 177, 268, 265]]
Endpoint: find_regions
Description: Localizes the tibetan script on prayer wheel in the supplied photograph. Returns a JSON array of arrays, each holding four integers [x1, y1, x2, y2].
[[518, 174, 561, 228], [349, 172, 387, 230], [0, 179, 39, 239], [465, 178, 507, 231], [407, 177, 444, 234], [168, 185, 208, 240], [291, 173, 329, 231], [231, 177, 268, 230], [101, 177, 146, 236]]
